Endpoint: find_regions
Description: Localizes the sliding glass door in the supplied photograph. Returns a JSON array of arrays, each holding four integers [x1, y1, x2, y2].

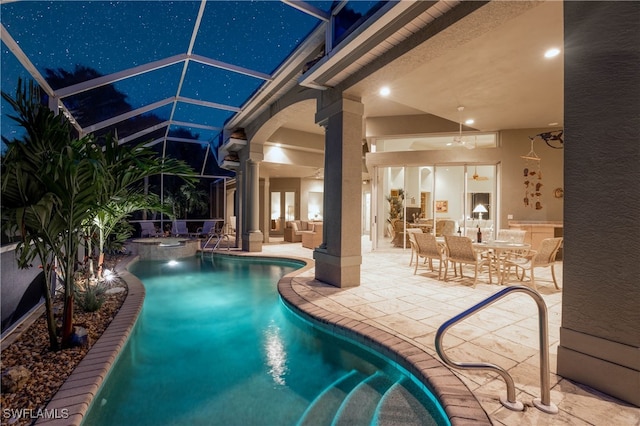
[[372, 164, 497, 250], [270, 191, 295, 236]]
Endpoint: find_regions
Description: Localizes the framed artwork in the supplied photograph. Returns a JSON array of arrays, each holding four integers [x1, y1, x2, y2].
[[435, 200, 448, 213]]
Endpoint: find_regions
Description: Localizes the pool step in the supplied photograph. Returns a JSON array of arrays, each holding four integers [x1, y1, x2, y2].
[[298, 372, 435, 426], [297, 370, 367, 426], [332, 371, 394, 426], [373, 377, 437, 426]]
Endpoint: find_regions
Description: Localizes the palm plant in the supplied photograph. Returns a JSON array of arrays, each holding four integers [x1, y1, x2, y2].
[[164, 183, 208, 219], [1, 80, 84, 350], [91, 191, 168, 278], [1, 79, 196, 349], [386, 189, 405, 222]]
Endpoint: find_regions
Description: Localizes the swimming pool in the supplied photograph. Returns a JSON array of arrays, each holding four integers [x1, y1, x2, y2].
[[83, 254, 449, 425]]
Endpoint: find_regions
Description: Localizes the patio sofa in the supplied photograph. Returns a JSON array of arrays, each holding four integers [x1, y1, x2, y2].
[[301, 223, 323, 249], [284, 220, 321, 243]]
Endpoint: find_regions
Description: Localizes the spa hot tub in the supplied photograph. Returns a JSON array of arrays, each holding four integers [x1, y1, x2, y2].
[[131, 237, 199, 261]]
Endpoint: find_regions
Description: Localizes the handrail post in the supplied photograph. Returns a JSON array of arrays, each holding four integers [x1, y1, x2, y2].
[[531, 290, 559, 414], [435, 285, 558, 414]]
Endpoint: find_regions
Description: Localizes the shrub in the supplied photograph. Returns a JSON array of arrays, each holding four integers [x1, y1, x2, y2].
[[75, 281, 108, 312]]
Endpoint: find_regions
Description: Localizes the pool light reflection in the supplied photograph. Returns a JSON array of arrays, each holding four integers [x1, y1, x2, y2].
[[263, 321, 287, 386]]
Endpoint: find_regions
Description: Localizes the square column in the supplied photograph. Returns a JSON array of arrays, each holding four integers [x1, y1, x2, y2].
[[242, 157, 263, 252], [558, 1, 640, 406], [313, 94, 364, 288]]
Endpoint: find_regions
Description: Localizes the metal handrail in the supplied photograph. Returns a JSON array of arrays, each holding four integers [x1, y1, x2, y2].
[[213, 233, 230, 251], [435, 285, 558, 414], [204, 231, 230, 252]]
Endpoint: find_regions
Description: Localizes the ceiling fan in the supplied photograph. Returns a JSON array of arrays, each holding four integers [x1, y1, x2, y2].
[[470, 166, 489, 181], [453, 106, 477, 149]]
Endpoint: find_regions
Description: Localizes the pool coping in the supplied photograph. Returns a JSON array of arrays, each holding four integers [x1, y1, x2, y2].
[[275, 265, 492, 426], [36, 251, 490, 425]]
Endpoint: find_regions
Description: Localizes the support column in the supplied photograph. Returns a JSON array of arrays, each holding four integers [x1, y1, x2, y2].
[[262, 176, 270, 243], [313, 93, 364, 288], [242, 158, 263, 252], [558, 1, 640, 406], [235, 169, 244, 249]]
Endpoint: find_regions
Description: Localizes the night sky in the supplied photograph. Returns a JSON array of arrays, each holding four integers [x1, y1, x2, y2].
[[1, 1, 340, 151]]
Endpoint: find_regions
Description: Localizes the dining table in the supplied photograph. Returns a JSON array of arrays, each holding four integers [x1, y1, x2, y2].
[[472, 240, 531, 285], [407, 222, 433, 233]]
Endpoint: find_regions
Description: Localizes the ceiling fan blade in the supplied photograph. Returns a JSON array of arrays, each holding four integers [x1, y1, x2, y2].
[[469, 166, 489, 181], [464, 135, 477, 149]]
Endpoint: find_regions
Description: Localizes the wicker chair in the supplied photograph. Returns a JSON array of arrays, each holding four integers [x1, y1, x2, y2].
[[443, 235, 492, 287], [390, 218, 407, 247], [407, 228, 424, 266], [502, 237, 563, 290], [413, 233, 446, 279], [496, 229, 527, 243], [435, 219, 456, 237]]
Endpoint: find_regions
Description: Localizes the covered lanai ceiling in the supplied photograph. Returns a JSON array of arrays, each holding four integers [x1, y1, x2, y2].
[[257, 0, 564, 178], [280, 0, 563, 135]]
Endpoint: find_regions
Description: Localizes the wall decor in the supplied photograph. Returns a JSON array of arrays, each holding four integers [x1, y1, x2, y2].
[[554, 187, 564, 199], [435, 200, 448, 213], [521, 138, 543, 210]]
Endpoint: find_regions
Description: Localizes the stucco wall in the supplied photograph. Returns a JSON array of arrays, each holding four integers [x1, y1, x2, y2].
[[557, 0, 640, 406], [1, 244, 47, 334], [499, 128, 564, 226]]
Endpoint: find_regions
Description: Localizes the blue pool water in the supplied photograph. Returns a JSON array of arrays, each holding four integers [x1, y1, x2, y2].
[[83, 255, 448, 425]]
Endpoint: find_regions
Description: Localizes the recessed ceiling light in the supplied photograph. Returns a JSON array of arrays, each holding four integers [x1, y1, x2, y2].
[[465, 119, 475, 125], [379, 86, 391, 97], [548, 122, 559, 126], [275, 143, 282, 147], [544, 48, 561, 58]]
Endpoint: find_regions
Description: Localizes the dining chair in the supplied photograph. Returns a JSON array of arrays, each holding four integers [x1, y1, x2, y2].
[[502, 237, 563, 290], [443, 235, 492, 287], [413, 232, 446, 279], [407, 228, 423, 266], [435, 219, 456, 237], [496, 229, 527, 243], [390, 218, 408, 247]]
